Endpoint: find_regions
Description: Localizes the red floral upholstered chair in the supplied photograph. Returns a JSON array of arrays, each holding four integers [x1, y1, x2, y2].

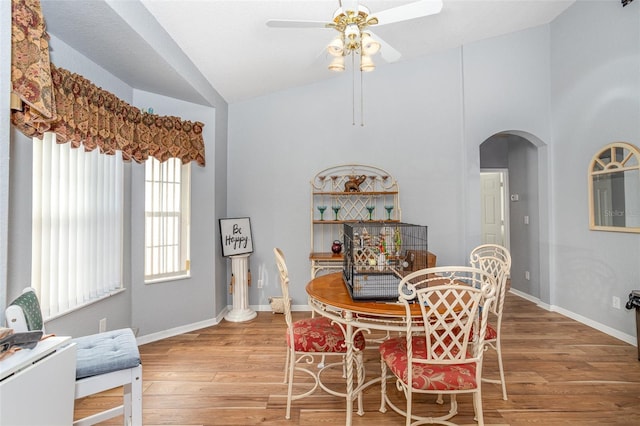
[[378, 266, 497, 426], [469, 244, 512, 401], [273, 248, 366, 420]]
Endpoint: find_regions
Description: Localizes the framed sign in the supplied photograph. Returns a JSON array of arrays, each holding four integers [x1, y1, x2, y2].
[[219, 217, 254, 256]]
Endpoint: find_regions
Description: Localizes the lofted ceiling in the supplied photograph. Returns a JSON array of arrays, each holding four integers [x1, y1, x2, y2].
[[39, 0, 575, 106]]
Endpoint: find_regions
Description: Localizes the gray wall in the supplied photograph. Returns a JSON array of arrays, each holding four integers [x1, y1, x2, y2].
[[3, 1, 639, 344], [5, 33, 228, 339], [480, 137, 509, 169], [130, 91, 218, 337], [507, 138, 540, 298], [229, 1, 640, 344], [550, 0, 640, 335], [462, 24, 553, 305], [228, 47, 467, 307], [229, 23, 553, 309], [0, 0, 11, 313]]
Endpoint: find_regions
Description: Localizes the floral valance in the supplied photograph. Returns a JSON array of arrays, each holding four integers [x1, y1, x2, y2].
[[10, 0, 206, 166]]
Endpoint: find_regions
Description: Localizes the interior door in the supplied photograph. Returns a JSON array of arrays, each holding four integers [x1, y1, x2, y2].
[[480, 171, 508, 247]]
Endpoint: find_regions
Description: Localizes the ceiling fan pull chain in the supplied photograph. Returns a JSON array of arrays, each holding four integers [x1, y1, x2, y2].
[[360, 67, 364, 127], [352, 54, 356, 126]]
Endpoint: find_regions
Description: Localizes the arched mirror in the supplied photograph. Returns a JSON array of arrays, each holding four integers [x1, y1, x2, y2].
[[589, 142, 640, 233]]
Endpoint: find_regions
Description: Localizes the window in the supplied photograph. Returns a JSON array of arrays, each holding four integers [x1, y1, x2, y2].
[[32, 133, 124, 319], [144, 157, 191, 282]]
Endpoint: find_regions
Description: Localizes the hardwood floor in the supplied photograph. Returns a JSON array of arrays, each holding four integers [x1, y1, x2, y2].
[[74, 292, 640, 425]]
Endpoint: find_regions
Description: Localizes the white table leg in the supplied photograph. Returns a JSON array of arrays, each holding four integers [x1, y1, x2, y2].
[[344, 311, 354, 426]]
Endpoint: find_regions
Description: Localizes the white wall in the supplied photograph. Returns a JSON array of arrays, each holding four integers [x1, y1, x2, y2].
[[550, 0, 640, 336]]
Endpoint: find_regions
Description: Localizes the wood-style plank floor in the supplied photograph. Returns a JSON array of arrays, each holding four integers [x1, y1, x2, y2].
[[74, 292, 640, 425]]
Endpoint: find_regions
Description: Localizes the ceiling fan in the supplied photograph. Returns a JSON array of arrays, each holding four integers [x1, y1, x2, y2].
[[266, 0, 444, 66]]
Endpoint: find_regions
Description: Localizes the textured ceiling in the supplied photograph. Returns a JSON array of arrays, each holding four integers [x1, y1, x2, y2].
[[40, 0, 576, 105]]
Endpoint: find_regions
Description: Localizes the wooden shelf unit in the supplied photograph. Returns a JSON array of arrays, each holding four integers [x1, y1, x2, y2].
[[310, 164, 400, 278]]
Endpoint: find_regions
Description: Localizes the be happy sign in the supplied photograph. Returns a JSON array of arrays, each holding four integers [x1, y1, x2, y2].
[[219, 217, 254, 256]]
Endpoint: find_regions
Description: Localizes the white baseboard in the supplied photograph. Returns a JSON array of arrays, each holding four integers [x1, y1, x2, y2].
[[508, 289, 637, 347], [138, 296, 638, 350], [136, 307, 228, 345], [136, 304, 309, 344]]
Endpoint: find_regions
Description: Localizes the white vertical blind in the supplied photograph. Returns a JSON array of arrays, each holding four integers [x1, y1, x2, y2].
[[32, 132, 123, 319]]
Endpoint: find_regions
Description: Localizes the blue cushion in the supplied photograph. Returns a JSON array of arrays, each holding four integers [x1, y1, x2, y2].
[[72, 328, 140, 380]]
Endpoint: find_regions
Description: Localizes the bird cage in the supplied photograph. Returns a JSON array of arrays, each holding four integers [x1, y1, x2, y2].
[[343, 222, 428, 301]]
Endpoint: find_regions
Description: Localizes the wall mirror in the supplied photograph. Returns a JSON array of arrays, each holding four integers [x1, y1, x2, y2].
[[589, 142, 640, 233]]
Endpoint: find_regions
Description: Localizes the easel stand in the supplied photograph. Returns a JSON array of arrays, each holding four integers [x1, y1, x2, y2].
[[225, 253, 257, 322]]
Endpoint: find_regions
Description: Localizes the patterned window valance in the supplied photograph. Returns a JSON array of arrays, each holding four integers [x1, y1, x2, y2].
[[10, 0, 206, 166]]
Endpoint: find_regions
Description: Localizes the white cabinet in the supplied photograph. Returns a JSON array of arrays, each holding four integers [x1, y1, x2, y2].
[[1, 336, 76, 425]]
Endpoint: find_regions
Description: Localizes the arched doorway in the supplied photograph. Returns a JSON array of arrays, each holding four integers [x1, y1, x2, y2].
[[479, 131, 550, 304]]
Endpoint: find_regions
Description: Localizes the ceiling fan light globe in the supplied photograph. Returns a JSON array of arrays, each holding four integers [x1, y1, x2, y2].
[[360, 55, 375, 72], [361, 33, 380, 56], [329, 56, 345, 72], [327, 37, 344, 56]]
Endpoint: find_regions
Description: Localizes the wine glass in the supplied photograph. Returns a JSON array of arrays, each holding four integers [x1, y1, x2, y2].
[[385, 205, 394, 220], [317, 205, 327, 221], [366, 205, 375, 221], [332, 206, 341, 221]]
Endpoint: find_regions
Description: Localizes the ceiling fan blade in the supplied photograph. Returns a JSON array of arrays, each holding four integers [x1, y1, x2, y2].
[[372, 0, 443, 26], [266, 19, 331, 29], [368, 31, 402, 63], [341, 0, 359, 12]]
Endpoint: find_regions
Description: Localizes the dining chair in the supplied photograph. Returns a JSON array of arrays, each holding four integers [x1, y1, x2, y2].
[[273, 247, 366, 420], [378, 266, 497, 426], [469, 243, 512, 400], [5, 288, 142, 426]]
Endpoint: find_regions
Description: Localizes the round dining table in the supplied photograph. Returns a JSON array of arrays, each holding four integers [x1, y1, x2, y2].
[[306, 268, 496, 425]]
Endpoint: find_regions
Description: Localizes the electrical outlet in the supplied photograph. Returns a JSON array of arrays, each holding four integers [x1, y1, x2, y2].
[[525, 271, 530, 280], [612, 296, 621, 310], [257, 279, 263, 288], [99, 318, 107, 332]]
